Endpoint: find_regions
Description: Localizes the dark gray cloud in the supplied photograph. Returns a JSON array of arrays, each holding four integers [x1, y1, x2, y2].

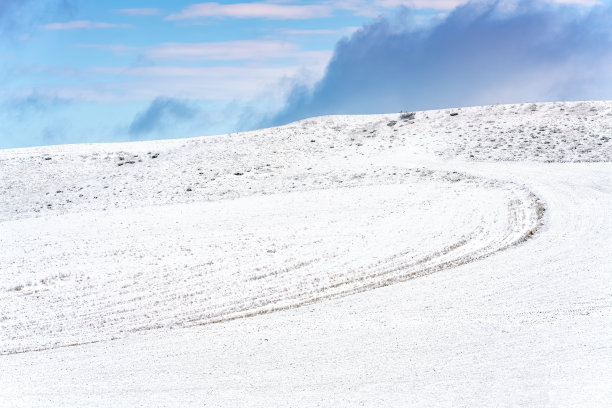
[[265, 1, 612, 127], [129, 97, 199, 137]]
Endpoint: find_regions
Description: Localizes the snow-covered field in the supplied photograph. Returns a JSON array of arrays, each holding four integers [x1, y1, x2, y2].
[[1, 101, 610, 406]]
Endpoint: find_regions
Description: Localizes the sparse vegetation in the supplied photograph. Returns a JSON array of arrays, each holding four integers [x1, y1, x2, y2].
[[400, 111, 416, 120]]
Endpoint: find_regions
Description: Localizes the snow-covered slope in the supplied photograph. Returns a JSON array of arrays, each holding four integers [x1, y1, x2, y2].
[[0, 101, 610, 406]]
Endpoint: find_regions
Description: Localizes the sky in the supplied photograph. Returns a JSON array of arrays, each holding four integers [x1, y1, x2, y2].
[[1, 0, 611, 148]]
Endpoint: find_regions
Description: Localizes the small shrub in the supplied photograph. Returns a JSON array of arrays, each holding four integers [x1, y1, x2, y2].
[[400, 111, 415, 120]]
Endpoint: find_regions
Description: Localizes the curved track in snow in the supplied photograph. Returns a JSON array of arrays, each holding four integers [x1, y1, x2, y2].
[[0, 170, 542, 354]]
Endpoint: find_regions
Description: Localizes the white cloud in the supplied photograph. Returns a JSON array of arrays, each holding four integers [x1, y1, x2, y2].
[[371, 0, 465, 10], [166, 2, 333, 20], [146, 40, 299, 61], [12, 52, 333, 105], [281, 28, 340, 35], [20, 65, 315, 103], [74, 44, 138, 55], [72, 40, 332, 64], [280, 26, 360, 36], [117, 8, 162, 16], [43, 20, 132, 30]]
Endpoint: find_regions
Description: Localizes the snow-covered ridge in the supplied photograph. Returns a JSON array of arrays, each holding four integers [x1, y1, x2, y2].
[[1, 100, 609, 353], [0, 101, 610, 406], [0, 101, 609, 222]]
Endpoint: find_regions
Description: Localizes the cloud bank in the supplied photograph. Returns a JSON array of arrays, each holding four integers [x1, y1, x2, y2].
[[266, 0, 612, 126]]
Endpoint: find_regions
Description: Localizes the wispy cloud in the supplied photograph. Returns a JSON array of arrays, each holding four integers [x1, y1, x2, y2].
[[146, 40, 298, 61], [12, 65, 314, 103], [8, 48, 333, 104], [95, 62, 330, 81], [7, 64, 84, 78], [71, 39, 332, 63], [280, 27, 360, 36], [266, 0, 612, 126], [73, 43, 138, 55], [43, 20, 132, 30], [3, 92, 72, 113], [129, 97, 199, 137], [117, 8, 162, 16], [166, 2, 333, 20]]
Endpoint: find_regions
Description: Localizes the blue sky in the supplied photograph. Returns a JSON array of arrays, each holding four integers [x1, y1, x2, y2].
[[1, 0, 610, 148]]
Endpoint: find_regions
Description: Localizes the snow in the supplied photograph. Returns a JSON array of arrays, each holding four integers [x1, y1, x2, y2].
[[0, 101, 611, 406]]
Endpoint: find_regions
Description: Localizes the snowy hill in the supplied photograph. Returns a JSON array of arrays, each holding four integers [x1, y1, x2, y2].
[[1, 101, 611, 407]]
